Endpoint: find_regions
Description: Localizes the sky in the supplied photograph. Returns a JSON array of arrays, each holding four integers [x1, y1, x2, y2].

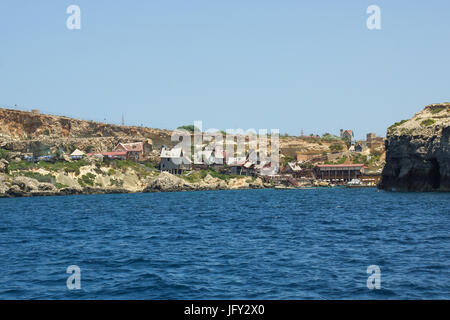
[[0, 0, 449, 140]]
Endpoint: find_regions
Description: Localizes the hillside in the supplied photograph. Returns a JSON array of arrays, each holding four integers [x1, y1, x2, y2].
[[0, 108, 172, 154], [0, 107, 385, 172]]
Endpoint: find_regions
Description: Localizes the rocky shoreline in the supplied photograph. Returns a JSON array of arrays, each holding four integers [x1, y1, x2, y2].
[[379, 103, 450, 192], [0, 170, 271, 198]]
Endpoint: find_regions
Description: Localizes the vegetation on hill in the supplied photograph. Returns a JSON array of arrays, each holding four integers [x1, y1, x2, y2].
[[181, 168, 240, 183], [0, 148, 9, 159], [177, 125, 200, 133], [8, 160, 88, 175], [329, 143, 344, 152], [321, 133, 341, 142], [388, 119, 407, 131], [420, 119, 436, 127]]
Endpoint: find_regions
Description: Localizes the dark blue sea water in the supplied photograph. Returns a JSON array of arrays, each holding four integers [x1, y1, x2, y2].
[[0, 189, 449, 299]]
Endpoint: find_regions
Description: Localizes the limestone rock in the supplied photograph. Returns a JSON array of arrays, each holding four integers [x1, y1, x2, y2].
[[0, 174, 9, 195], [144, 172, 193, 192], [12, 176, 40, 192], [38, 182, 56, 191], [380, 103, 450, 191], [56, 172, 82, 190], [249, 177, 264, 189], [122, 170, 141, 192], [0, 159, 8, 173], [227, 177, 250, 190], [7, 184, 23, 196]]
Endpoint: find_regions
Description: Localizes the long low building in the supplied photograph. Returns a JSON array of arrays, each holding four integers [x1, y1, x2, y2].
[[314, 164, 368, 182]]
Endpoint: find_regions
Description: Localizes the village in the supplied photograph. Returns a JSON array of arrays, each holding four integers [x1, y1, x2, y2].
[[11, 128, 384, 189], [0, 107, 387, 193]]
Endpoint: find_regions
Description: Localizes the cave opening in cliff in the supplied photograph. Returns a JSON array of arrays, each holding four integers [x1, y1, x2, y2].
[[429, 158, 440, 189]]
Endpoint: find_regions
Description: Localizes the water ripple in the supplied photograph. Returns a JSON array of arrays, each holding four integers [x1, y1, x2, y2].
[[0, 189, 449, 299]]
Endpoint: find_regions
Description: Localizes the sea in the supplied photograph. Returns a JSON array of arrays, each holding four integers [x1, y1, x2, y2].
[[0, 188, 449, 299]]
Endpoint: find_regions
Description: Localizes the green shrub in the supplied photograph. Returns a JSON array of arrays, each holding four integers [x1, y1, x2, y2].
[[142, 161, 156, 169], [321, 133, 340, 142], [8, 160, 35, 171], [0, 148, 9, 159], [79, 173, 96, 187], [352, 154, 368, 165], [281, 155, 294, 166], [108, 160, 153, 178], [429, 106, 446, 114], [181, 173, 197, 183], [336, 156, 347, 164], [420, 119, 436, 127], [329, 143, 344, 152], [22, 172, 54, 183], [177, 125, 200, 132], [388, 120, 407, 131], [110, 178, 123, 187], [31, 160, 87, 176]]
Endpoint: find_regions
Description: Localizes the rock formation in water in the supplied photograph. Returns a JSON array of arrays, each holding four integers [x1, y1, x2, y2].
[[379, 103, 450, 191]]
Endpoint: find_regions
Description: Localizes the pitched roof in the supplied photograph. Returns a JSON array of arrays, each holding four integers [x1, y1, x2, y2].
[[243, 161, 254, 168], [70, 149, 85, 156], [160, 147, 183, 158], [115, 142, 144, 152], [254, 160, 269, 170], [227, 156, 246, 166], [341, 130, 354, 138], [287, 162, 302, 171]]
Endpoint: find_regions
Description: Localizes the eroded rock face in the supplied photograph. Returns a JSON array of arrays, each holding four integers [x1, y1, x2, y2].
[[0, 107, 173, 152], [379, 103, 450, 191], [144, 172, 194, 192], [12, 176, 40, 192], [0, 174, 9, 194], [0, 159, 8, 173]]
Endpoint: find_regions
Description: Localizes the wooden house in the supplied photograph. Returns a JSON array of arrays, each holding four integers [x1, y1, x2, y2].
[[70, 149, 85, 160], [113, 140, 152, 161], [281, 162, 303, 178], [160, 147, 192, 174]]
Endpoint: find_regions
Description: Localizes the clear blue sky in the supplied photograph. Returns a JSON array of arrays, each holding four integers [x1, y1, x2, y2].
[[1, 1, 449, 139]]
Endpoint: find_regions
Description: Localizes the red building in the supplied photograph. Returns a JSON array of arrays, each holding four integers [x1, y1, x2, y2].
[[113, 141, 152, 161]]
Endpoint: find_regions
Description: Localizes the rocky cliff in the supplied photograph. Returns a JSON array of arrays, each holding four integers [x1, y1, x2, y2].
[[379, 103, 450, 191], [0, 108, 173, 153]]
